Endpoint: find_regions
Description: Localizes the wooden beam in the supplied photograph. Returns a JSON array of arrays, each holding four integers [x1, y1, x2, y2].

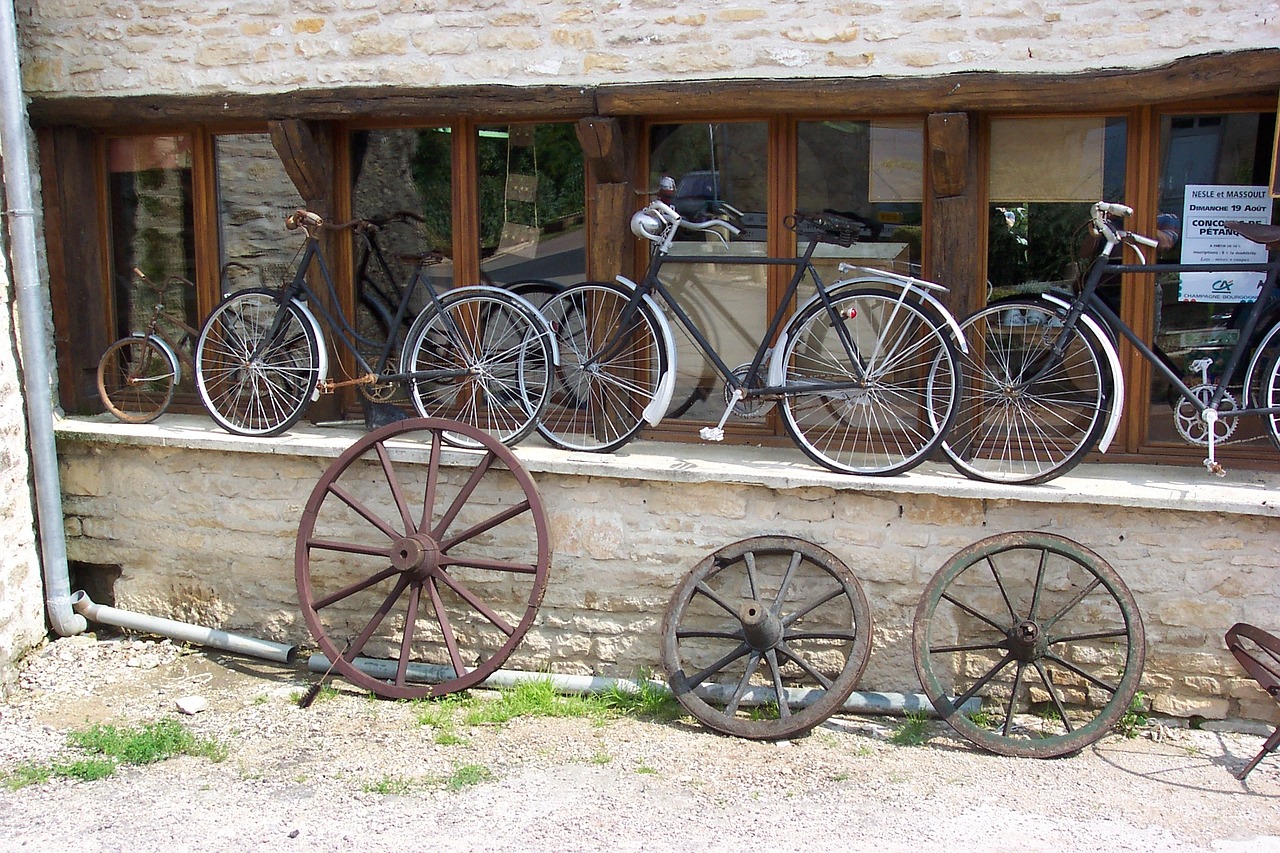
[[26, 50, 1279, 129], [269, 119, 333, 216], [926, 112, 983, 324], [575, 117, 627, 184]]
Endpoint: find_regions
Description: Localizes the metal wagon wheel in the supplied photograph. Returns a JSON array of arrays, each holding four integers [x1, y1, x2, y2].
[[295, 417, 550, 700], [661, 536, 873, 740], [913, 531, 1145, 758]]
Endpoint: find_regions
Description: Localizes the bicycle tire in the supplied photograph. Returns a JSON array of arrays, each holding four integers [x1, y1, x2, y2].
[[942, 298, 1112, 485], [535, 280, 669, 453], [96, 334, 178, 423], [778, 286, 961, 476], [1264, 346, 1280, 453], [195, 288, 321, 437], [401, 288, 553, 448]]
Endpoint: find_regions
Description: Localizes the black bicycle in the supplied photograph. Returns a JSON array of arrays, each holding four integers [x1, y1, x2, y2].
[[194, 210, 557, 446], [944, 201, 1280, 483], [536, 199, 967, 476]]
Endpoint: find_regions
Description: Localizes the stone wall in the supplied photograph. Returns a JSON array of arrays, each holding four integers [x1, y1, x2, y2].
[[16, 0, 1279, 97], [0, 204, 49, 697], [55, 422, 1280, 726]]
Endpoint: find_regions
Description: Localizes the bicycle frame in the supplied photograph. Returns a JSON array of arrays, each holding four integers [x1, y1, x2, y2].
[[1038, 235, 1280, 469]]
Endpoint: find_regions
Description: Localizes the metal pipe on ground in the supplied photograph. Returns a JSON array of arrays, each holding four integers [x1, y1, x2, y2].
[[72, 591, 298, 664], [307, 653, 977, 717]]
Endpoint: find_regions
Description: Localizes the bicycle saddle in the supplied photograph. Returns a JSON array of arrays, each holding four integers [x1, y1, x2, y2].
[[1225, 221, 1280, 248]]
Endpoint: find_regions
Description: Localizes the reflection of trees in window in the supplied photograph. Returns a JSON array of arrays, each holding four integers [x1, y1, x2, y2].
[[106, 136, 196, 338], [477, 123, 584, 255]]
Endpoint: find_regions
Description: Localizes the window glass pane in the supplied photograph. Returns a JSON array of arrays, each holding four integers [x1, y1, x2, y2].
[[797, 119, 925, 281], [105, 135, 197, 386], [1150, 111, 1279, 445], [477, 123, 585, 294], [349, 127, 455, 318], [648, 121, 768, 424], [214, 133, 304, 293], [986, 117, 1127, 301]]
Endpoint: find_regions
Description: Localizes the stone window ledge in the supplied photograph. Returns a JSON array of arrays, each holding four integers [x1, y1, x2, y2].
[[54, 414, 1280, 519]]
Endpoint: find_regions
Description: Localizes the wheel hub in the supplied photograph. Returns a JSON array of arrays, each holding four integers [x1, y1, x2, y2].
[[739, 601, 783, 651], [1008, 619, 1043, 662], [390, 534, 441, 581]]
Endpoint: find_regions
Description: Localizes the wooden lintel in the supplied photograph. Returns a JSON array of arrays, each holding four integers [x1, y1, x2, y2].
[[25, 50, 1280, 129]]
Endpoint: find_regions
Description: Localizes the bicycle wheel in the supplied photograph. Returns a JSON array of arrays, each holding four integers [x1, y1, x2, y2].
[[661, 536, 873, 741], [296, 417, 551, 700], [913, 531, 1145, 758], [536, 281, 669, 453], [195, 288, 321, 437], [96, 335, 177, 423], [401, 289, 553, 448], [943, 298, 1112, 485], [778, 286, 960, 476], [1264, 347, 1280, 452]]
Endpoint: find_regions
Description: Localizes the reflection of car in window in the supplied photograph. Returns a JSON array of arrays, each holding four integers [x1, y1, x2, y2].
[[673, 170, 722, 220]]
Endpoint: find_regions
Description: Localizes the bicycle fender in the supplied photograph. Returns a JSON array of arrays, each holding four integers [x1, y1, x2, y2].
[[1041, 293, 1124, 454], [615, 275, 677, 425], [826, 277, 969, 354], [291, 298, 329, 399], [444, 285, 561, 367], [132, 333, 182, 386]]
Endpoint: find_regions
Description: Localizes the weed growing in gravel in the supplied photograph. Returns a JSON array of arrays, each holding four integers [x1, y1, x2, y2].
[[1116, 692, 1150, 739], [462, 680, 609, 726], [598, 672, 684, 722], [590, 752, 613, 765], [635, 764, 657, 775], [364, 775, 413, 795], [889, 711, 930, 747], [444, 763, 493, 791], [966, 704, 996, 729], [4, 719, 226, 789]]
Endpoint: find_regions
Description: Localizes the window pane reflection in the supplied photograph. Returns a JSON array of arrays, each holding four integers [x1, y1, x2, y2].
[[648, 121, 768, 424], [214, 133, 304, 294], [106, 135, 197, 393], [477, 123, 585, 295], [797, 119, 925, 283]]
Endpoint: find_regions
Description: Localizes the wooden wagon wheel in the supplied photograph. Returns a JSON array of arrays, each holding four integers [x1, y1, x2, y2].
[[661, 536, 874, 740], [913, 531, 1145, 758], [296, 417, 550, 700]]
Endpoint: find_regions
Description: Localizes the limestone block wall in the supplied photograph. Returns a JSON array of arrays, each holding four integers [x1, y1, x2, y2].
[[16, 0, 1279, 98], [55, 425, 1280, 726], [0, 230, 49, 696]]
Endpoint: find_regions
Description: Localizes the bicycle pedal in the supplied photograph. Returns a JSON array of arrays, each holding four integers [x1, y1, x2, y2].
[[1203, 458, 1227, 477], [699, 426, 725, 442]]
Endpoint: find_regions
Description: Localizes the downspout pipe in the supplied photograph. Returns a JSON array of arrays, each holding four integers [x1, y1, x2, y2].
[[72, 592, 298, 664], [0, 0, 85, 636]]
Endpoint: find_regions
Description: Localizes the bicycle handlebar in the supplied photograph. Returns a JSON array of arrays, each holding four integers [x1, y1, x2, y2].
[[1090, 201, 1160, 253], [284, 209, 367, 235]]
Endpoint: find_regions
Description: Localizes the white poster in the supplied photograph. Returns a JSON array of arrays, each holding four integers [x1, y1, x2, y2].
[[1179, 185, 1273, 302]]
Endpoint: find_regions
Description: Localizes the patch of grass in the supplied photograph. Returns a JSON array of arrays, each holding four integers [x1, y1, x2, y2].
[[2, 764, 52, 790], [4, 719, 225, 788], [68, 718, 226, 766], [1116, 692, 1150, 739], [599, 673, 683, 722], [462, 679, 608, 727], [364, 775, 413, 795], [748, 702, 780, 721], [635, 764, 657, 775], [1030, 702, 1063, 723], [434, 731, 468, 747], [889, 711, 931, 747], [253, 694, 270, 706], [589, 751, 613, 765], [966, 704, 997, 729], [444, 763, 493, 791]]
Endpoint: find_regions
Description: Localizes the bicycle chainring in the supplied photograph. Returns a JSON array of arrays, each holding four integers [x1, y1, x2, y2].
[[725, 363, 775, 419], [358, 368, 401, 404], [1173, 384, 1238, 447]]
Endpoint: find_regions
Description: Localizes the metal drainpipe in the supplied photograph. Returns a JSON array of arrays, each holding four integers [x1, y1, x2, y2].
[[308, 654, 978, 717], [0, 0, 86, 637], [72, 592, 298, 664]]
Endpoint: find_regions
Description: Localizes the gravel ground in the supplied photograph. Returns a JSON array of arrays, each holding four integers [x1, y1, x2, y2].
[[2, 633, 1279, 853]]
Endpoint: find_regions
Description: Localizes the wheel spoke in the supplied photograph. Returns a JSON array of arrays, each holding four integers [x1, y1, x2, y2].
[[310, 566, 399, 611], [1033, 660, 1076, 733], [396, 583, 423, 687], [374, 441, 417, 535]]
